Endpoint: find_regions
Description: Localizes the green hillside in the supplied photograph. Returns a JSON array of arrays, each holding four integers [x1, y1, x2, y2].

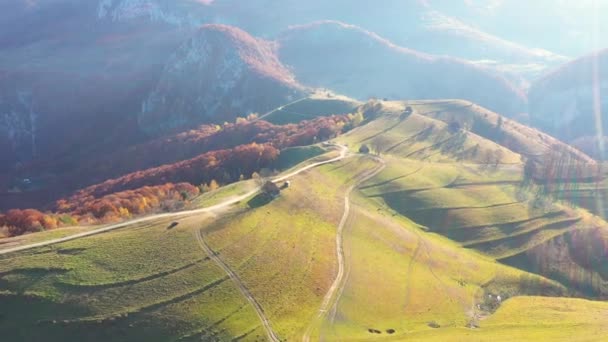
[[261, 92, 361, 125], [2, 99, 608, 341]]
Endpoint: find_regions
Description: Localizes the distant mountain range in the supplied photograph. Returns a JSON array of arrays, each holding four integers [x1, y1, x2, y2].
[[0, 0, 606, 209], [529, 49, 608, 157]]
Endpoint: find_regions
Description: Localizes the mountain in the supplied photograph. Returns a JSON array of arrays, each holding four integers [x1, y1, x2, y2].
[[209, 1, 563, 61], [0, 0, 574, 169], [428, 0, 608, 58], [97, 0, 567, 74], [139, 24, 304, 135], [0, 0, 195, 169], [528, 49, 608, 146], [277, 21, 528, 118]]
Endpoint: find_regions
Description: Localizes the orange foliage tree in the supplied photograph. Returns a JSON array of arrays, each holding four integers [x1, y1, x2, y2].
[[0, 209, 58, 237]]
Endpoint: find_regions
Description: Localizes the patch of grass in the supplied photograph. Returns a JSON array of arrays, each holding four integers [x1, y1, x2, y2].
[[316, 187, 566, 341], [264, 97, 360, 125], [337, 102, 521, 165], [190, 180, 257, 209], [201, 156, 378, 340], [272, 146, 325, 170], [0, 226, 101, 252], [0, 214, 262, 341]]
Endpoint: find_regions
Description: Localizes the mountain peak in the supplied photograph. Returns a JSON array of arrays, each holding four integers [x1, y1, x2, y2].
[[139, 24, 303, 134]]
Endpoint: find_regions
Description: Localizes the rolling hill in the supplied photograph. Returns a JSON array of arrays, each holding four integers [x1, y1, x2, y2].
[[2, 98, 608, 341], [1, 4, 607, 340]]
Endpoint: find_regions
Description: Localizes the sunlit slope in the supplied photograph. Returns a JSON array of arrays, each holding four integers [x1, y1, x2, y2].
[[319, 191, 568, 341], [2, 101, 608, 342], [195, 156, 595, 341], [405, 297, 608, 341], [340, 100, 593, 165], [339, 101, 522, 164], [199, 157, 381, 340], [337, 100, 608, 299], [262, 92, 361, 125], [0, 152, 384, 341], [0, 214, 266, 341]]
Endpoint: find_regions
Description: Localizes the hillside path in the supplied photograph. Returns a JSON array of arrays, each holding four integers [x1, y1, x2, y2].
[[302, 156, 386, 342], [195, 227, 281, 342]]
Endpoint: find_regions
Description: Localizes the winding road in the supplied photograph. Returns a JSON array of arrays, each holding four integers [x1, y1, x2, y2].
[[0, 145, 348, 256], [0, 143, 381, 342], [302, 156, 386, 342]]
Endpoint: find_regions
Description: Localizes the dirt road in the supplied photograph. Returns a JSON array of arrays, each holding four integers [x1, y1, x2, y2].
[[0, 145, 348, 256], [302, 156, 386, 342]]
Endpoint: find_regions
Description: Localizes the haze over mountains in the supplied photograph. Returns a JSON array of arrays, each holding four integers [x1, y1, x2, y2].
[[529, 49, 608, 156], [2, 1, 608, 341], [0, 0, 600, 167]]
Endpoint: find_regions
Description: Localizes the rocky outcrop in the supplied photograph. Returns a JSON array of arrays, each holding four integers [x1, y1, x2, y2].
[[0, 88, 37, 164]]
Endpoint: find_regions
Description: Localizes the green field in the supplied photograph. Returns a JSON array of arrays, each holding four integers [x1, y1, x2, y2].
[[263, 95, 361, 125], [2, 99, 608, 341]]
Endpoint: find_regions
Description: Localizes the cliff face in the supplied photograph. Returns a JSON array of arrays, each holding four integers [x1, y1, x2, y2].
[[0, 85, 37, 170], [139, 24, 304, 134], [0, 0, 191, 167]]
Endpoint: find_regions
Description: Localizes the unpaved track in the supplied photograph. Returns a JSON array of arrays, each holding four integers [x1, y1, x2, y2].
[[195, 228, 281, 342], [302, 157, 386, 342], [254, 97, 309, 122], [0, 145, 348, 256]]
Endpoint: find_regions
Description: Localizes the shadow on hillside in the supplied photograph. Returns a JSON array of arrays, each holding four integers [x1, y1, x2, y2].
[[247, 193, 275, 208]]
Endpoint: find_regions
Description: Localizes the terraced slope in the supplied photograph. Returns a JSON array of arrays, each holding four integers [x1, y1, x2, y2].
[[340, 100, 593, 165], [340, 101, 522, 165], [0, 214, 265, 341], [337, 100, 608, 299], [2, 99, 608, 341]]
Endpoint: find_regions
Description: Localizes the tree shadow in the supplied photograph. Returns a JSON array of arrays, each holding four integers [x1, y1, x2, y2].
[[247, 194, 275, 208]]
